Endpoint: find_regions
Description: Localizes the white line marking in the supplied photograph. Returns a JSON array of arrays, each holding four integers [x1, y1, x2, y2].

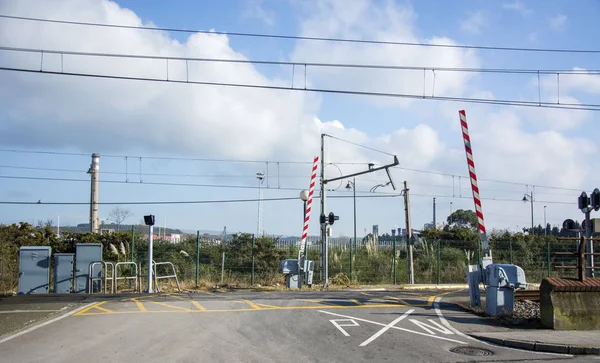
[[433, 297, 571, 357], [0, 302, 96, 345], [0, 310, 61, 314], [409, 319, 454, 335], [360, 310, 413, 346], [330, 319, 359, 337], [318, 310, 466, 345]]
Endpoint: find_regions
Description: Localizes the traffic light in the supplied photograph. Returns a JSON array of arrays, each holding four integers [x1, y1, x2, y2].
[[328, 212, 339, 225], [592, 188, 600, 212], [578, 192, 590, 211], [562, 219, 576, 231]]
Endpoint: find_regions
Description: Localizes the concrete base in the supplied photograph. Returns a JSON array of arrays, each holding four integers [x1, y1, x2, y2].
[[540, 277, 600, 330]]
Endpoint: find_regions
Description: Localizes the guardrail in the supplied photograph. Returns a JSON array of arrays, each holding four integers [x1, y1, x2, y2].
[[113, 262, 138, 293]]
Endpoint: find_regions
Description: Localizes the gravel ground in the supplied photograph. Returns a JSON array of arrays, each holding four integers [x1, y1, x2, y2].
[[457, 299, 543, 328]]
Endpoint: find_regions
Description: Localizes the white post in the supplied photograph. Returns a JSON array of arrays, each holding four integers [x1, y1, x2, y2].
[[147, 225, 154, 293]]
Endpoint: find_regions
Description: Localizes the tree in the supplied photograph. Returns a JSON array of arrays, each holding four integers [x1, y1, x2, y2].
[[446, 209, 478, 230], [108, 207, 133, 231]]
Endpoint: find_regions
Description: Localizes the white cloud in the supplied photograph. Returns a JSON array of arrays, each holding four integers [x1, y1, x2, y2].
[[502, 1, 532, 16], [242, 0, 275, 26], [291, 0, 480, 107], [460, 11, 487, 35], [549, 14, 567, 30]]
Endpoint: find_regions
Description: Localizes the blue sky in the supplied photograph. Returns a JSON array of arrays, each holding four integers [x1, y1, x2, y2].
[[1, 0, 599, 236]]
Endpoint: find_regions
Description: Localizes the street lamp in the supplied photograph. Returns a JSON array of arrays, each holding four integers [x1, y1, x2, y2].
[[345, 178, 356, 279], [522, 191, 534, 232]]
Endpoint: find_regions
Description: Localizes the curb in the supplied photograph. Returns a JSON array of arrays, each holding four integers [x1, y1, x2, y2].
[[469, 334, 600, 355], [398, 284, 468, 290]]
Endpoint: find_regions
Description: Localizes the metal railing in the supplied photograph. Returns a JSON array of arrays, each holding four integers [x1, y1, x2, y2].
[[554, 237, 600, 281], [153, 262, 181, 293], [113, 262, 138, 293], [88, 261, 115, 294]]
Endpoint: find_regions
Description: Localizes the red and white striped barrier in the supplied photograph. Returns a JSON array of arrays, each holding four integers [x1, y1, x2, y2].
[[459, 110, 487, 238], [300, 156, 319, 253]]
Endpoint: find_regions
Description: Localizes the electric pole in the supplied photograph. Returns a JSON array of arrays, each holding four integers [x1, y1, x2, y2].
[[320, 134, 328, 287], [403, 181, 414, 284], [88, 153, 100, 233], [433, 197, 436, 229]]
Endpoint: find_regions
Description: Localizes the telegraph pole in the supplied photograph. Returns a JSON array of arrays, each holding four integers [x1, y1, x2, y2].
[[320, 134, 328, 286], [88, 153, 100, 233], [403, 181, 414, 284]]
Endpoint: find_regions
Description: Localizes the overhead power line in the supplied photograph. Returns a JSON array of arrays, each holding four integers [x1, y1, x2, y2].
[[0, 66, 597, 112], [0, 194, 398, 205], [1, 45, 597, 74], [2, 14, 600, 54]]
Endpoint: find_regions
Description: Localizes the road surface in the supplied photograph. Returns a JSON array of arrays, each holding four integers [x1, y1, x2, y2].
[[0, 290, 594, 362]]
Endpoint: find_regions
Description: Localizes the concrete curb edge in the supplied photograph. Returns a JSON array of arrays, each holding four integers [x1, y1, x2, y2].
[[468, 334, 600, 355]]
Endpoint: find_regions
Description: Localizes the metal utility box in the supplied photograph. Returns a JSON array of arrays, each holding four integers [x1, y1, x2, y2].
[[485, 264, 527, 316], [280, 259, 301, 289], [305, 260, 314, 287], [75, 243, 102, 293], [53, 253, 75, 294], [280, 259, 299, 274], [18, 246, 51, 295]]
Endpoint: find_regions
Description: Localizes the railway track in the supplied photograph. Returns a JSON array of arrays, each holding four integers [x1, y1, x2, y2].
[[514, 289, 540, 301]]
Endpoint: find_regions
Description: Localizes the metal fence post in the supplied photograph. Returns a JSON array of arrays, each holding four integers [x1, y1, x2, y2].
[[251, 234, 255, 286], [130, 225, 135, 289], [509, 239, 513, 264], [195, 230, 200, 288], [437, 240, 441, 285], [393, 236, 397, 286], [547, 238, 551, 277]]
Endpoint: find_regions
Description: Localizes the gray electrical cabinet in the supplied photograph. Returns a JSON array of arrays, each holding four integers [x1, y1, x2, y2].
[[18, 246, 51, 295], [53, 253, 75, 294], [485, 264, 527, 316], [75, 243, 102, 293]]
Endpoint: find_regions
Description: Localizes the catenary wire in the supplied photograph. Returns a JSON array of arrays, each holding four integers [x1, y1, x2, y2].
[[2, 14, 600, 54], [0, 66, 597, 111], [2, 45, 598, 74]]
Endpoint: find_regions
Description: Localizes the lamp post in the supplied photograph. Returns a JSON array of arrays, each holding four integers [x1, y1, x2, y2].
[[450, 201, 453, 225], [345, 178, 356, 279], [522, 191, 534, 232]]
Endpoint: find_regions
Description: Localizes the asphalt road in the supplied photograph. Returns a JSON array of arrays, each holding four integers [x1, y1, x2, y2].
[[0, 290, 596, 362]]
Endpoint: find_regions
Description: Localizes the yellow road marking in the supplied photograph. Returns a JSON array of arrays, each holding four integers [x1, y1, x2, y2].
[[191, 301, 206, 311], [131, 298, 148, 312], [242, 300, 262, 310], [256, 303, 280, 309], [385, 296, 408, 305], [350, 299, 362, 305], [428, 295, 436, 304], [74, 302, 416, 316], [360, 292, 373, 296], [150, 301, 193, 311], [73, 301, 108, 316]]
